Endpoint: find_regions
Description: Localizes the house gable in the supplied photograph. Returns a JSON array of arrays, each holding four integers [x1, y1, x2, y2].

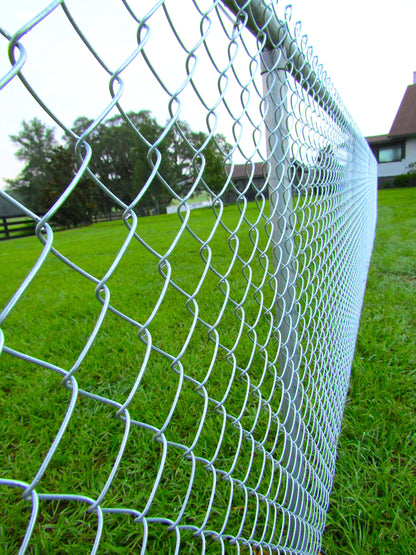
[[366, 74, 416, 185], [389, 83, 416, 137]]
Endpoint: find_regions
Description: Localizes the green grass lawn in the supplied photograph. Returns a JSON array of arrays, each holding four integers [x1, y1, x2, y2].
[[0, 201, 289, 553], [0, 188, 414, 553], [322, 187, 416, 554]]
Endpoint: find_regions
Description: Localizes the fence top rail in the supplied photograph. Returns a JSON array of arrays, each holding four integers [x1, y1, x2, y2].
[[221, 0, 359, 135]]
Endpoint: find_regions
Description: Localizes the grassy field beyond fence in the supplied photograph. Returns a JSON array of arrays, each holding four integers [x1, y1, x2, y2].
[[0, 188, 414, 552], [322, 187, 416, 554]]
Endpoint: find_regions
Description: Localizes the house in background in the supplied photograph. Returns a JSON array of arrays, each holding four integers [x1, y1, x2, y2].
[[227, 74, 416, 196], [366, 72, 416, 187], [224, 161, 267, 202]]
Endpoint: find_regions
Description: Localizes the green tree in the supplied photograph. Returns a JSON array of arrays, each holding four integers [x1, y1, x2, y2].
[[39, 146, 98, 227], [6, 118, 97, 226], [71, 111, 174, 214], [70, 111, 231, 213], [8, 112, 232, 222], [6, 117, 58, 211], [187, 130, 231, 195]]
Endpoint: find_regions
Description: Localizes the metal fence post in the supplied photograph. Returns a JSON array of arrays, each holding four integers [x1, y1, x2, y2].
[[261, 47, 305, 547]]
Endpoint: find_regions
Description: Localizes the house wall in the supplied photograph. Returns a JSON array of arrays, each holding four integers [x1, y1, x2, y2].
[[377, 137, 416, 179]]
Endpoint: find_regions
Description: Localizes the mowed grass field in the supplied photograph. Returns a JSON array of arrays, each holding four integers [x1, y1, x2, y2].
[[0, 188, 414, 553], [0, 200, 291, 553], [322, 187, 416, 554]]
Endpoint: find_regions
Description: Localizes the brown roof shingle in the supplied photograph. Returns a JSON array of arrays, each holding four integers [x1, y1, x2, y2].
[[389, 83, 416, 137], [366, 134, 390, 145]]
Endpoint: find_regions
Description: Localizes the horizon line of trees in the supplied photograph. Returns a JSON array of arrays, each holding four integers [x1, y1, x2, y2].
[[5, 111, 232, 227]]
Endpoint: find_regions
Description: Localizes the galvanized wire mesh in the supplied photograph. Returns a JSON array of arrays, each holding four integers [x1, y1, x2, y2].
[[0, 0, 377, 553]]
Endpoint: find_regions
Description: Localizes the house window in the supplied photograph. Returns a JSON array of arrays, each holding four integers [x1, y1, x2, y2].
[[378, 143, 403, 163]]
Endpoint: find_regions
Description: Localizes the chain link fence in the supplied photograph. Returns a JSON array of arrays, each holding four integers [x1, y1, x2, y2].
[[0, 1, 377, 553]]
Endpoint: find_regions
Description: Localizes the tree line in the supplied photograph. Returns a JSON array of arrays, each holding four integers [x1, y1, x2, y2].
[[6, 112, 231, 227]]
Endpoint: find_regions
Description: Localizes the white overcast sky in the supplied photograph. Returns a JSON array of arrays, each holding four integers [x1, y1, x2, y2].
[[1, 0, 416, 189]]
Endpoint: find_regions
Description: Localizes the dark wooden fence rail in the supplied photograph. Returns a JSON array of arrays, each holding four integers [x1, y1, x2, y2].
[[92, 210, 124, 223], [0, 211, 126, 240], [0, 215, 36, 240]]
